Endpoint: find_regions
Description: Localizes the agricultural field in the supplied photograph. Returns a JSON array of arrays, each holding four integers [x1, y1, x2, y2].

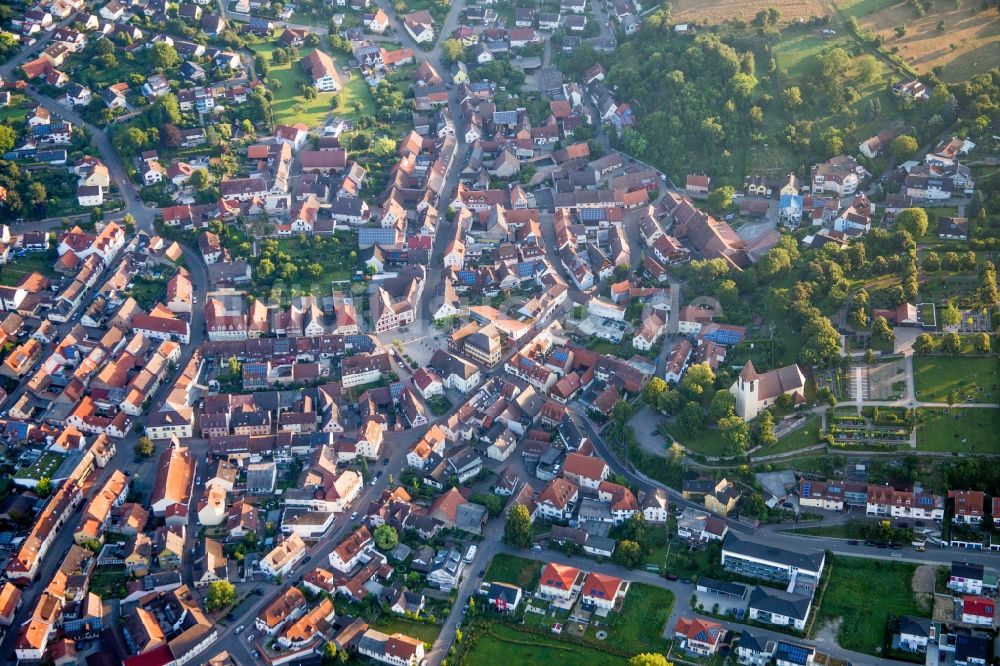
[[848, 0, 1000, 81], [670, 0, 836, 25]]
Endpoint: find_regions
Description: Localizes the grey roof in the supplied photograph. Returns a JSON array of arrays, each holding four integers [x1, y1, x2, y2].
[[749, 586, 811, 621], [951, 560, 984, 580], [723, 532, 825, 573], [487, 582, 521, 604], [899, 615, 933, 638], [456, 502, 488, 531], [697, 577, 748, 598], [738, 629, 769, 654]]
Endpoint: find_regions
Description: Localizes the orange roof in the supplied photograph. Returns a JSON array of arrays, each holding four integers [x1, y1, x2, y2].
[[540, 562, 579, 591], [562, 452, 607, 482], [333, 525, 371, 565], [258, 587, 305, 629], [582, 572, 622, 601], [0, 582, 22, 619], [539, 478, 577, 510]]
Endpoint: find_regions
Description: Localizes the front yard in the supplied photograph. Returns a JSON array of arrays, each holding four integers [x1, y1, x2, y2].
[[815, 556, 929, 656]]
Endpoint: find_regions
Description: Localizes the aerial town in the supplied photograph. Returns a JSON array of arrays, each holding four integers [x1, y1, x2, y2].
[[0, 0, 997, 664]]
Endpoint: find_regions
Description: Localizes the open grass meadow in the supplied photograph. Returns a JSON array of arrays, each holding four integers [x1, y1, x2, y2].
[[915, 407, 1000, 454], [485, 554, 543, 590], [670, 0, 835, 25], [816, 556, 928, 655], [913, 356, 1000, 403], [762, 414, 824, 456]]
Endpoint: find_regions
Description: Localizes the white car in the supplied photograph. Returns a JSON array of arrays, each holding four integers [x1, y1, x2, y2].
[[350, 511, 359, 520], [235, 625, 245, 635], [247, 634, 255, 643]]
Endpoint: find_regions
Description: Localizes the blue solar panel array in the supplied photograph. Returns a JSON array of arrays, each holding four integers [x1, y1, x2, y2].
[[580, 208, 605, 221], [389, 381, 407, 401], [917, 495, 934, 505], [703, 329, 744, 345], [493, 110, 518, 125], [775, 642, 812, 666], [551, 349, 570, 363], [515, 262, 536, 278], [801, 481, 812, 496], [457, 270, 478, 285], [347, 335, 375, 352]]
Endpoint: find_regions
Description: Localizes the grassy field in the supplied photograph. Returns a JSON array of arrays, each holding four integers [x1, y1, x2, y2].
[[465, 624, 630, 666], [0, 252, 57, 286], [597, 583, 674, 655], [665, 425, 729, 458], [485, 554, 542, 590], [915, 408, 1000, 454], [670, 0, 834, 24], [251, 43, 376, 127], [816, 556, 928, 655], [912, 356, 999, 403], [853, 0, 1000, 81], [372, 616, 441, 643], [763, 414, 823, 456]]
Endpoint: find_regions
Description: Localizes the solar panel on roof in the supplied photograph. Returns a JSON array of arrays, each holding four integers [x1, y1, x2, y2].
[[580, 208, 604, 221], [389, 381, 406, 401], [775, 643, 812, 665], [801, 482, 812, 496], [552, 349, 569, 362]]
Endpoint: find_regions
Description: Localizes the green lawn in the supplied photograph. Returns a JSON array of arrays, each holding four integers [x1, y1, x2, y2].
[[913, 356, 1000, 403], [665, 425, 728, 458], [597, 583, 674, 655], [485, 554, 542, 590], [371, 616, 441, 643], [762, 414, 823, 456], [816, 556, 928, 655], [464, 624, 629, 666], [89, 566, 128, 598], [915, 408, 1000, 453], [251, 235, 356, 296]]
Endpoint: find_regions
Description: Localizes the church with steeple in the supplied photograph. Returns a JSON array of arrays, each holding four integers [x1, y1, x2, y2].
[[730, 361, 807, 420]]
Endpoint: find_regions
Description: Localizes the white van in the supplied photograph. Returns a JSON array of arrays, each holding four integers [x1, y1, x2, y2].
[[465, 545, 477, 563]]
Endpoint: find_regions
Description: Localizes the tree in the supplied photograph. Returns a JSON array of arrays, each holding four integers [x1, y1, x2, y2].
[[644, 377, 668, 407], [939, 301, 962, 328], [27, 181, 47, 210], [135, 436, 154, 457], [941, 331, 962, 355], [706, 185, 734, 215], [913, 333, 934, 355], [36, 477, 52, 497], [629, 654, 672, 666], [373, 524, 399, 551], [755, 410, 778, 447], [205, 581, 237, 611], [440, 38, 465, 64], [890, 135, 918, 160], [321, 642, 339, 665], [719, 414, 751, 456], [680, 363, 715, 403], [871, 315, 895, 345], [974, 333, 991, 354], [676, 401, 704, 438], [896, 208, 929, 238], [471, 492, 504, 517], [980, 262, 998, 305], [923, 251, 940, 272], [782, 86, 803, 110], [151, 42, 180, 70], [371, 136, 397, 157], [0, 126, 15, 155], [610, 399, 634, 425], [707, 389, 736, 424], [189, 168, 211, 190], [612, 539, 642, 568], [504, 504, 534, 548]]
